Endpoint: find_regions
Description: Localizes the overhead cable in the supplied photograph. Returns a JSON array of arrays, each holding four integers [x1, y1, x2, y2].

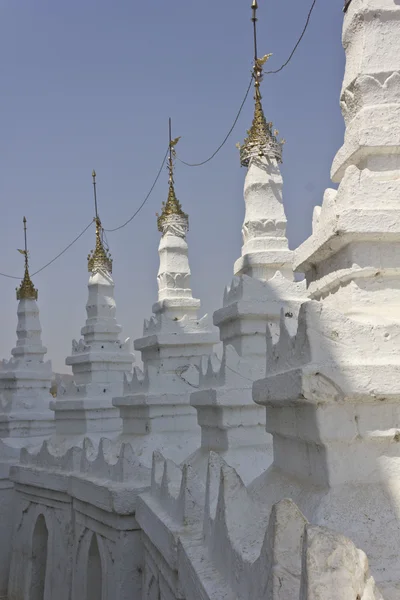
[[105, 147, 169, 232], [31, 220, 94, 276], [0, 0, 319, 275], [265, 0, 318, 75], [0, 220, 94, 280], [176, 76, 254, 168], [177, 0, 317, 167]]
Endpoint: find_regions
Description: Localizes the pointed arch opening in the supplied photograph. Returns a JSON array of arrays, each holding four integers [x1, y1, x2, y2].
[[86, 534, 103, 600], [29, 514, 48, 600]]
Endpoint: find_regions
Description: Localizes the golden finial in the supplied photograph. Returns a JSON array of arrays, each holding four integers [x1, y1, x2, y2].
[[16, 217, 38, 301], [238, 1, 284, 167], [157, 118, 188, 233], [87, 171, 113, 274]]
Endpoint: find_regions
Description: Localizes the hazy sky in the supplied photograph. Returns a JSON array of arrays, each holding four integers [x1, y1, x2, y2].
[[0, 0, 345, 373]]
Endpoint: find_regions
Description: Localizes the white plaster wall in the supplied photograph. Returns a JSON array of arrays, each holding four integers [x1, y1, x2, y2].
[[0, 482, 15, 599]]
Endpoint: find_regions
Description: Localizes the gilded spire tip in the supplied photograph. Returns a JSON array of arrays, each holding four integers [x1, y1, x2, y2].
[[16, 216, 38, 301], [87, 216, 113, 274], [87, 174, 112, 273], [238, 2, 284, 166], [157, 120, 188, 234]]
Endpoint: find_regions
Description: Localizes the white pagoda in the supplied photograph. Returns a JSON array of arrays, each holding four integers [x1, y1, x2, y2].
[[51, 174, 134, 443], [0, 218, 54, 598]]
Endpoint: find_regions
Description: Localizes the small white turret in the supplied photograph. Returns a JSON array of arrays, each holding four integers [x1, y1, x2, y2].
[[0, 217, 53, 444], [51, 173, 134, 441], [114, 124, 217, 465], [235, 48, 290, 281], [0, 218, 54, 599], [154, 138, 200, 320], [188, 16, 305, 483]]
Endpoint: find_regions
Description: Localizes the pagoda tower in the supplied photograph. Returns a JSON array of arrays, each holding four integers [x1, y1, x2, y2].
[[187, 0, 305, 484], [114, 122, 218, 466], [51, 173, 133, 442], [0, 218, 54, 446], [253, 1, 400, 597], [0, 218, 54, 598]]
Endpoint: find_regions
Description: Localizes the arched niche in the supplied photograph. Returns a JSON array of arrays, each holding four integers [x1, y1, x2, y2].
[[86, 534, 103, 600], [29, 514, 48, 600]]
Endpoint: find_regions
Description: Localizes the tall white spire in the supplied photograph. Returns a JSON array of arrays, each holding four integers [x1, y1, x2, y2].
[[155, 120, 200, 320], [235, 1, 290, 281], [187, 2, 305, 483], [114, 124, 217, 465], [0, 217, 53, 442], [253, 2, 400, 597], [0, 219, 54, 600], [51, 173, 133, 440]]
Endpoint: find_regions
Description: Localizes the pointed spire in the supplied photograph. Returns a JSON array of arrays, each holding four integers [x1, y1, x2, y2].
[[16, 217, 38, 301], [157, 118, 188, 234], [87, 170, 113, 274], [238, 0, 284, 167]]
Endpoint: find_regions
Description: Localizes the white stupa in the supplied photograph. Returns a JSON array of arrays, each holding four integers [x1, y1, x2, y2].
[[51, 173, 134, 443], [186, 20, 305, 484], [0, 217, 54, 598], [114, 125, 218, 465], [252, 0, 400, 597]]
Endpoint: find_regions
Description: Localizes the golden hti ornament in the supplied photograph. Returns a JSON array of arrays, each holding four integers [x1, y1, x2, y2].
[[87, 171, 113, 274], [16, 217, 38, 301], [87, 217, 113, 274], [157, 121, 188, 233], [238, 1, 285, 167]]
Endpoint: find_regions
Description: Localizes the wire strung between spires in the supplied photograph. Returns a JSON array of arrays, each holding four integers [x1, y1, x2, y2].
[[104, 147, 169, 232], [265, 0, 318, 75], [0, 146, 168, 278], [176, 0, 318, 168], [0, 0, 319, 278], [31, 220, 94, 276], [176, 75, 254, 168], [0, 220, 94, 280]]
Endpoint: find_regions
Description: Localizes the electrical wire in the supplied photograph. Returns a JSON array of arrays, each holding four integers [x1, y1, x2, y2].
[[177, 0, 317, 168], [265, 0, 317, 75], [32, 220, 94, 276], [0, 220, 94, 280], [0, 271, 20, 280], [0, 0, 318, 277], [104, 147, 169, 233], [0, 145, 168, 278], [176, 75, 254, 168]]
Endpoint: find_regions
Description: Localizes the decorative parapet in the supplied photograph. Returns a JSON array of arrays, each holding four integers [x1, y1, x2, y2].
[[0, 356, 52, 375], [198, 345, 257, 390], [19, 436, 149, 483], [123, 366, 148, 394], [142, 312, 212, 337], [150, 451, 204, 526], [176, 453, 383, 600], [262, 299, 400, 397], [300, 526, 384, 600], [71, 336, 132, 355], [71, 339, 90, 354]]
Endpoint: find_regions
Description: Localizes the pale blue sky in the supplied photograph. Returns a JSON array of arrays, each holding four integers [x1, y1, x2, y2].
[[0, 0, 345, 372]]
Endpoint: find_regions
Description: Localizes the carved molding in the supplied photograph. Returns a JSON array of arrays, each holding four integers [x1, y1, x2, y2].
[[242, 219, 286, 243]]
